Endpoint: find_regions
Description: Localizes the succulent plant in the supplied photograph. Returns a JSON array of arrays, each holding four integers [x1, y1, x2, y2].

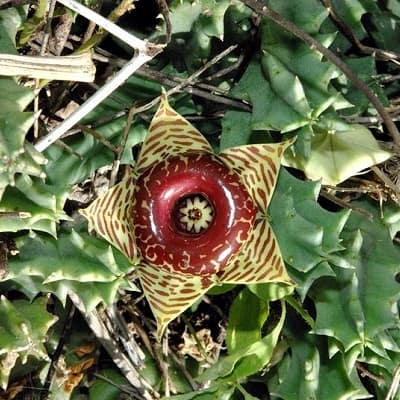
[[81, 92, 294, 339]]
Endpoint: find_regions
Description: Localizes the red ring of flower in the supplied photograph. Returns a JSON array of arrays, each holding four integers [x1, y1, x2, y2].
[[132, 153, 256, 276]]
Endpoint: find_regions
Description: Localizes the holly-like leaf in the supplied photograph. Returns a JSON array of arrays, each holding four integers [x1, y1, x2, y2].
[[269, 169, 350, 274], [283, 120, 392, 185], [0, 175, 69, 237], [0, 296, 57, 389], [4, 230, 137, 311], [271, 334, 370, 400], [311, 199, 400, 349], [0, 78, 46, 200], [261, 0, 351, 121], [154, 0, 232, 71]]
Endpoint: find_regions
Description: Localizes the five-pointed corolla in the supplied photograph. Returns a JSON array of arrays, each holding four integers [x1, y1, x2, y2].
[[81, 91, 294, 340]]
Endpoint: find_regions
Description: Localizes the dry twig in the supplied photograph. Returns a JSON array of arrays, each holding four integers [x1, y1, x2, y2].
[[240, 0, 400, 148]]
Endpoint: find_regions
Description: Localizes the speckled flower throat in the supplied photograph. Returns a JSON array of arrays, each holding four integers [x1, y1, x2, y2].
[[175, 194, 214, 234], [81, 91, 294, 340]]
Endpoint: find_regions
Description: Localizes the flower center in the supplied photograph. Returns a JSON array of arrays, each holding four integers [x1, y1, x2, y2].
[[174, 194, 214, 234]]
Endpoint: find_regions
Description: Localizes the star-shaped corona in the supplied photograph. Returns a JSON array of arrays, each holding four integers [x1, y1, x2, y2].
[[81, 91, 295, 340]]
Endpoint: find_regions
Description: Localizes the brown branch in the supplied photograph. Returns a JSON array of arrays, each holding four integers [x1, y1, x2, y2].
[[109, 104, 137, 187], [240, 0, 400, 147], [356, 362, 385, 385], [320, 0, 400, 62], [155, 0, 171, 44], [41, 297, 75, 399], [371, 166, 400, 197], [78, 124, 119, 154], [320, 189, 374, 220]]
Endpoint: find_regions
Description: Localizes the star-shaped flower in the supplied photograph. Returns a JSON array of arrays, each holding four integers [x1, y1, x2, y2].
[[81, 91, 294, 340]]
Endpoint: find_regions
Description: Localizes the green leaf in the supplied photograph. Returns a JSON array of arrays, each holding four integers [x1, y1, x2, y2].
[[0, 76, 46, 200], [259, 0, 351, 125], [44, 114, 147, 188], [283, 120, 391, 185], [168, 1, 202, 35], [0, 7, 26, 53], [165, 384, 235, 400], [220, 110, 252, 151], [272, 335, 370, 400], [321, 0, 368, 52], [4, 230, 138, 311], [154, 0, 231, 72], [0, 175, 69, 236], [311, 198, 400, 352], [0, 296, 57, 389], [199, 302, 286, 383], [17, 0, 47, 46], [248, 282, 294, 303], [340, 57, 388, 115], [89, 369, 130, 400], [226, 288, 269, 353], [269, 168, 350, 274]]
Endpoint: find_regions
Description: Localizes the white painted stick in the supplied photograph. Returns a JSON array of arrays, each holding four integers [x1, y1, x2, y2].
[[56, 0, 148, 51], [34, 0, 160, 152], [34, 53, 152, 152]]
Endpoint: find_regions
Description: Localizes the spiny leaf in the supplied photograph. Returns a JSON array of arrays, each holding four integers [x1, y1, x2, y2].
[[271, 335, 370, 400], [0, 175, 69, 237], [4, 230, 137, 311], [261, 0, 351, 121], [269, 169, 350, 287], [0, 296, 57, 390], [311, 199, 400, 348]]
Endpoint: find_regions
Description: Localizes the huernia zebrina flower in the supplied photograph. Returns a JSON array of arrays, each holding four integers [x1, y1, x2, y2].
[[81, 91, 294, 340]]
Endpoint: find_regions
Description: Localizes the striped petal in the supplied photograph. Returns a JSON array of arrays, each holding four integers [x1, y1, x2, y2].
[[137, 264, 215, 340], [218, 139, 294, 211], [136, 91, 213, 175], [219, 215, 293, 285], [80, 170, 138, 263]]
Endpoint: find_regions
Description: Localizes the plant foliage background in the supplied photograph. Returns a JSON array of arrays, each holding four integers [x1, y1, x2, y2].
[[0, 0, 399, 399]]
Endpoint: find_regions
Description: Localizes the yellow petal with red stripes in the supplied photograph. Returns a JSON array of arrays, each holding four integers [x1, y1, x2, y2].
[[80, 171, 138, 263], [136, 91, 213, 175], [218, 139, 294, 211], [137, 264, 216, 340], [219, 214, 293, 285]]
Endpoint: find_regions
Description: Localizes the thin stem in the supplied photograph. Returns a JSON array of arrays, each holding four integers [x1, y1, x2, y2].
[[371, 166, 400, 197], [109, 104, 137, 187], [34, 53, 153, 152], [162, 332, 171, 397], [240, 0, 400, 147], [385, 364, 400, 400], [355, 362, 385, 385], [320, 189, 374, 220], [41, 297, 75, 399], [34, 0, 56, 138], [93, 373, 144, 400], [320, 0, 400, 62], [34, 0, 163, 152], [155, 0, 171, 44], [68, 292, 157, 399], [78, 124, 118, 154]]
